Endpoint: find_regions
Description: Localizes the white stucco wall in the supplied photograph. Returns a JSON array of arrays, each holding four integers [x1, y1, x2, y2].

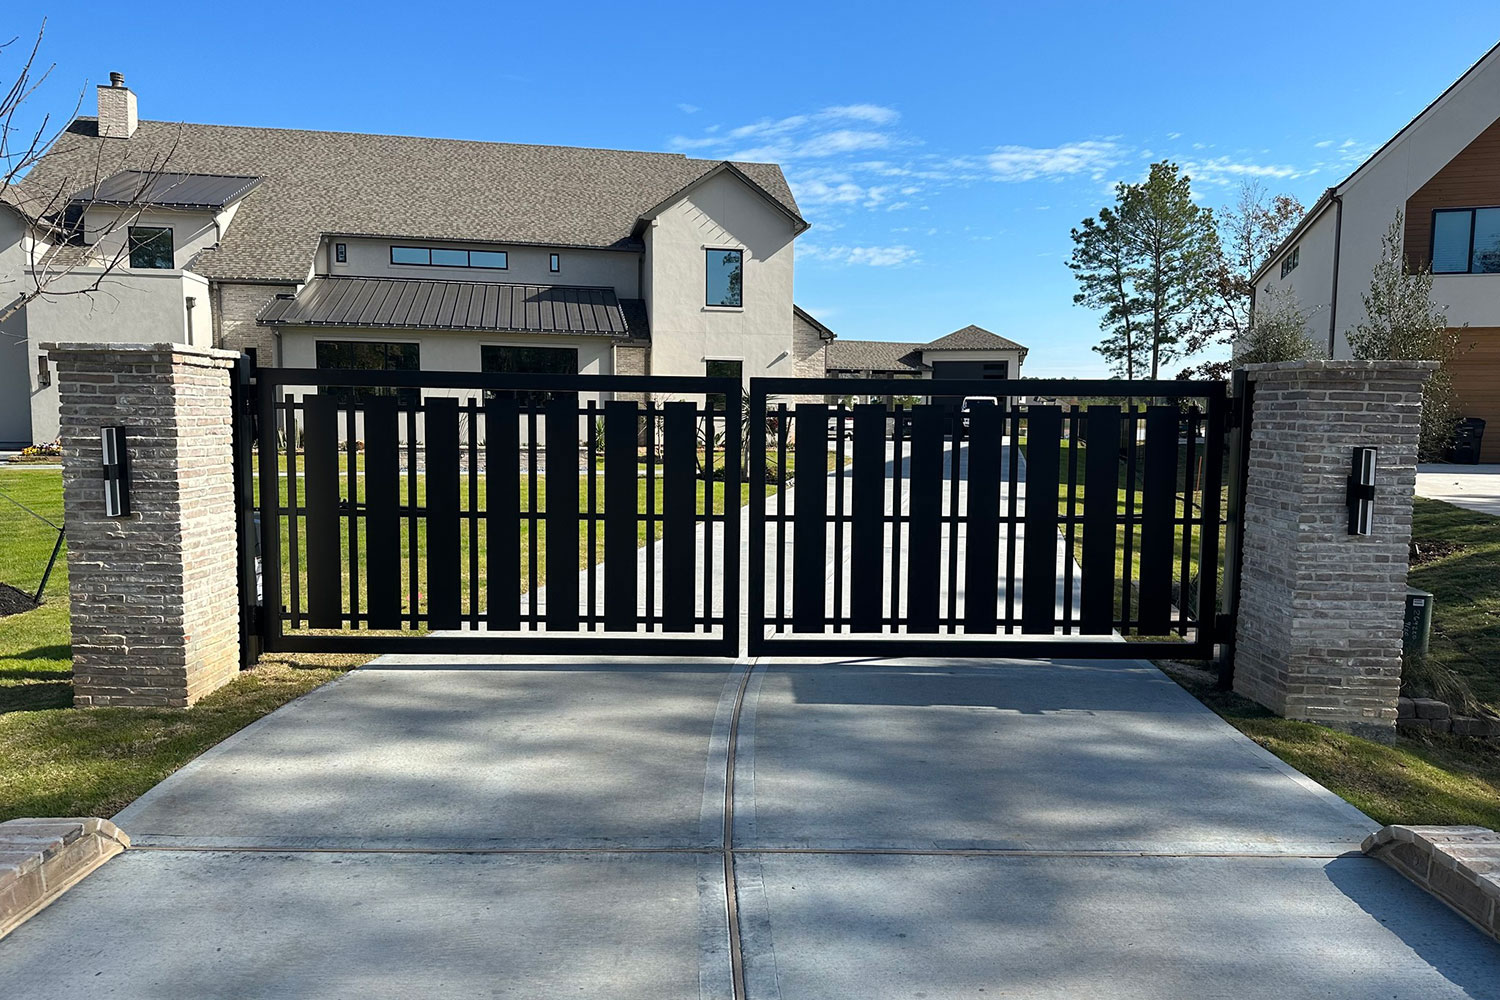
[[643, 171, 798, 385], [324, 236, 641, 297], [24, 269, 205, 442], [0, 206, 32, 445], [82, 206, 222, 272], [1255, 202, 1340, 354]]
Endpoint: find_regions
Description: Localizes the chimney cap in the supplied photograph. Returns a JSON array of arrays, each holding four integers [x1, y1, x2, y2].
[[108, 72, 125, 88]]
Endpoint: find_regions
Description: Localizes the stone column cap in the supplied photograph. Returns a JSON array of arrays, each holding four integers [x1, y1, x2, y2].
[[38, 342, 242, 368], [1238, 359, 1437, 378]]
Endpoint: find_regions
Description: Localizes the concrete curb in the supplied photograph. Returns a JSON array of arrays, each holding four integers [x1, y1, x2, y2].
[[1362, 824, 1500, 942], [0, 817, 130, 941]]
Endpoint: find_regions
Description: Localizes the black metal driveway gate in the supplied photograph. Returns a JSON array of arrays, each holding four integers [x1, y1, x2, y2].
[[241, 368, 741, 657], [746, 377, 1229, 659]]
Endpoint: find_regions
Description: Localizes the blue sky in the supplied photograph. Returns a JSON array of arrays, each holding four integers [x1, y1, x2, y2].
[[11, 3, 1500, 375]]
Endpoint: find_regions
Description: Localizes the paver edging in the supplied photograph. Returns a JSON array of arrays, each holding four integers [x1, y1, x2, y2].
[[0, 817, 130, 940], [1362, 824, 1500, 942]]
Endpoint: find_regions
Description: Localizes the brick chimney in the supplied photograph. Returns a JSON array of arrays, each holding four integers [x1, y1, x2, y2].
[[97, 72, 137, 139]]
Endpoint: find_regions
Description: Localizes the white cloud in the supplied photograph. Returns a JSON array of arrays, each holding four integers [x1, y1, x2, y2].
[[985, 140, 1124, 182], [820, 104, 901, 126], [1181, 156, 1312, 185], [801, 244, 919, 267], [677, 103, 700, 114]]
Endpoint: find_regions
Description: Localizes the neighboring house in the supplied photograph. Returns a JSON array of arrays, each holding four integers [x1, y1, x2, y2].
[[1, 75, 1025, 446], [1254, 40, 1500, 461], [824, 324, 1028, 405]]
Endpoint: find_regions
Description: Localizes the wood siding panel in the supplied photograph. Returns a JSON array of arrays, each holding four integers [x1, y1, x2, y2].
[[1406, 117, 1500, 270], [1448, 327, 1500, 462]]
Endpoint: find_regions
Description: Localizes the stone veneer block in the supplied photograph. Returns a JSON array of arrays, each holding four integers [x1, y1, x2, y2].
[[0, 817, 130, 940], [44, 342, 244, 707], [1232, 360, 1434, 738], [1363, 825, 1500, 942]]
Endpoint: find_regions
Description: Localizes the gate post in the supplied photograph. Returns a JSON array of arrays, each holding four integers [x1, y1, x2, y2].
[[1231, 360, 1434, 739], [47, 342, 244, 707]]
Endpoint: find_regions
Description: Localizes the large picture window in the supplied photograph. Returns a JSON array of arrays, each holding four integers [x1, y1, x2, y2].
[[1431, 207, 1500, 274], [706, 249, 743, 307], [481, 345, 578, 407], [314, 340, 421, 406], [128, 226, 174, 269]]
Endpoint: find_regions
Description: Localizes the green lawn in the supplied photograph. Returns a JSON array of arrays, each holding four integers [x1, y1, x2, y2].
[[1407, 497, 1500, 715]]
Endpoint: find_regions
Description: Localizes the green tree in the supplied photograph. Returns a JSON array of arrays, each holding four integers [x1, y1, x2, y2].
[[1200, 182, 1305, 350], [1234, 288, 1319, 365], [1068, 207, 1148, 378], [1069, 162, 1218, 378], [1346, 212, 1468, 459]]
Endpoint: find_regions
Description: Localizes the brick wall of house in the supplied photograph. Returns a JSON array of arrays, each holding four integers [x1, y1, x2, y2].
[[215, 282, 294, 364], [1233, 360, 1433, 737], [47, 342, 243, 707]]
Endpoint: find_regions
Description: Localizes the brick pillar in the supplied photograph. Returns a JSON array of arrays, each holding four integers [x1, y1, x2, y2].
[[1232, 360, 1434, 739], [46, 342, 243, 707]]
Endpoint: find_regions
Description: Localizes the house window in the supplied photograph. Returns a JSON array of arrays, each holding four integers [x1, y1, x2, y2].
[[314, 340, 421, 406], [550, 253, 560, 273], [1279, 245, 1300, 279], [706, 249, 743, 307], [705, 359, 743, 412], [1432, 207, 1500, 273], [335, 243, 347, 263], [481, 345, 578, 408], [390, 245, 509, 270], [128, 226, 174, 269]]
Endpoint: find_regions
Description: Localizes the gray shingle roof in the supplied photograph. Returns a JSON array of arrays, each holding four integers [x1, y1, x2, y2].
[[258, 276, 645, 340], [825, 339, 926, 372], [923, 325, 1028, 352], [76, 170, 262, 210], [16, 119, 803, 283]]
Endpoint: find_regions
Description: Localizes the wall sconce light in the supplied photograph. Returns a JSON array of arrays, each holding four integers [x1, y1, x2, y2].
[[101, 427, 131, 518], [1346, 446, 1376, 535]]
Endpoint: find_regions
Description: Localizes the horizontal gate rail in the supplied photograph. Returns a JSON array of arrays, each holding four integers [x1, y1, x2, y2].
[[748, 376, 1228, 659], [253, 370, 741, 656]]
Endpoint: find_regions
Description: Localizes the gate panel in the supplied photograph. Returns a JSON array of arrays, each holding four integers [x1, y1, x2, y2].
[[249, 369, 740, 656], [747, 377, 1229, 659]]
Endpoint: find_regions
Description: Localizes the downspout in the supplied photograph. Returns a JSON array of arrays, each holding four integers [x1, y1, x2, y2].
[[1327, 192, 1344, 357]]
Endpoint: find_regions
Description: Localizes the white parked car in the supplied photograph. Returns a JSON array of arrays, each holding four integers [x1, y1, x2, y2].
[[960, 395, 999, 429]]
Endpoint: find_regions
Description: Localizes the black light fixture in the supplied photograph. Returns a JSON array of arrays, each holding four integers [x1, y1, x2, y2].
[[1346, 446, 1376, 535], [101, 427, 131, 518]]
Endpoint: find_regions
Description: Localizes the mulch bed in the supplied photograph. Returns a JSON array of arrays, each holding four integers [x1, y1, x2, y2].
[[1410, 540, 1468, 567], [0, 583, 39, 619]]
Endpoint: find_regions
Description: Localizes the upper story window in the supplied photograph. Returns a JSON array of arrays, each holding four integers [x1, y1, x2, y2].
[[706, 249, 743, 307], [1279, 245, 1299, 279], [1432, 207, 1500, 273], [335, 243, 347, 263], [128, 226, 173, 269], [550, 253, 561, 273], [390, 245, 508, 270]]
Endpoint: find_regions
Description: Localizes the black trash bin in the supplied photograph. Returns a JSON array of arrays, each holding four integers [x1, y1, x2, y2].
[[1447, 417, 1486, 464]]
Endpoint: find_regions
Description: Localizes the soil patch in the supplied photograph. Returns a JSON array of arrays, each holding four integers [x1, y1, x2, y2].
[[0, 582, 39, 618]]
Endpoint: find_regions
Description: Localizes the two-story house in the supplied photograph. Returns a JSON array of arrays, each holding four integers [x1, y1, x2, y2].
[[2, 75, 816, 445], [2, 76, 1030, 447], [1254, 40, 1500, 461]]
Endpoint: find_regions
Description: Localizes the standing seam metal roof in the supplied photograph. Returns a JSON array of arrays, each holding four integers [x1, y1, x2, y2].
[[74, 170, 262, 210], [257, 275, 644, 339]]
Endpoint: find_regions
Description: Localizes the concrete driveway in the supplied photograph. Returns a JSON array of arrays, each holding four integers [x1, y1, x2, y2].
[[4, 654, 1499, 999], [1417, 463, 1500, 516]]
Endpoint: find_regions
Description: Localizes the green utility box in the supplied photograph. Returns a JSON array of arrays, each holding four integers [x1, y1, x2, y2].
[[1403, 587, 1434, 655]]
